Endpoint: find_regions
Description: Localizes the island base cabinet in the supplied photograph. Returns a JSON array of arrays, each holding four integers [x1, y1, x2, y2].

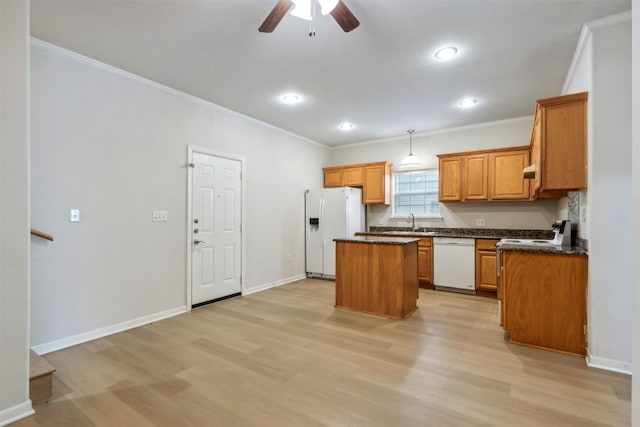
[[335, 241, 418, 319], [502, 252, 587, 356]]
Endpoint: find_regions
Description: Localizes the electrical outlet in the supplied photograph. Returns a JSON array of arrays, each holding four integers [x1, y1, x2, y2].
[[476, 218, 485, 227], [70, 209, 80, 222], [152, 211, 168, 222]]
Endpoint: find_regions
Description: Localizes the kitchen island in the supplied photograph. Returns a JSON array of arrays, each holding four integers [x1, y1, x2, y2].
[[333, 236, 419, 319]]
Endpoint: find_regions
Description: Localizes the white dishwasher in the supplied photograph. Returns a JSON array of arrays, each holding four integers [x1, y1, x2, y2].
[[433, 237, 476, 294]]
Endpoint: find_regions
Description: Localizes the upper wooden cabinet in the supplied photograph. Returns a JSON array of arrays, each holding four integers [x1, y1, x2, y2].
[[343, 166, 363, 187], [463, 154, 489, 201], [438, 147, 530, 202], [438, 157, 463, 201], [489, 149, 530, 200], [323, 167, 344, 188], [529, 92, 588, 197], [322, 161, 392, 205], [363, 162, 392, 205]]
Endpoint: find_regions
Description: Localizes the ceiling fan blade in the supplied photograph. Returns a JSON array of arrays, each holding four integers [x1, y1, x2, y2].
[[259, 0, 294, 33], [330, 0, 360, 32]]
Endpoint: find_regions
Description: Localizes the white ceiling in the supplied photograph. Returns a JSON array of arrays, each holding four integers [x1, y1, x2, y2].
[[30, 0, 630, 146]]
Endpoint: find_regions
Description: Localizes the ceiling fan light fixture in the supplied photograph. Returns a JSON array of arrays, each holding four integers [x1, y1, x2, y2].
[[290, 0, 312, 20], [318, 0, 339, 15], [338, 122, 354, 131], [399, 129, 421, 169]]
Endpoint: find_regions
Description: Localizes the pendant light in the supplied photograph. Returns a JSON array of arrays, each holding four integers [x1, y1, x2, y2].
[[400, 129, 421, 168]]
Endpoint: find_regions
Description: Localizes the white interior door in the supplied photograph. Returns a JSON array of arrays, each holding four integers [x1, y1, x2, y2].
[[191, 152, 242, 305]]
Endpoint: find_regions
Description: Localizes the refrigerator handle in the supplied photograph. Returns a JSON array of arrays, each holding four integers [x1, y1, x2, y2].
[[319, 198, 324, 248]]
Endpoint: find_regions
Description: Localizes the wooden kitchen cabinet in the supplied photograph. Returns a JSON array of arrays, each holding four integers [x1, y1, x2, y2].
[[501, 251, 587, 356], [417, 237, 433, 289], [343, 166, 363, 186], [529, 92, 588, 198], [323, 167, 344, 188], [489, 149, 530, 200], [438, 147, 530, 202], [322, 161, 392, 205], [475, 239, 499, 298], [363, 162, 392, 205], [463, 154, 489, 201], [438, 156, 463, 201], [335, 238, 418, 319]]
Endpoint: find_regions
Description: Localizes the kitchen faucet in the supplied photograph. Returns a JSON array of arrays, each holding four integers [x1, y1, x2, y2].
[[407, 213, 419, 231]]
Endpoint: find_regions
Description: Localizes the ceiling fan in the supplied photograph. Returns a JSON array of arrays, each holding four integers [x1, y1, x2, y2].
[[259, 0, 360, 33]]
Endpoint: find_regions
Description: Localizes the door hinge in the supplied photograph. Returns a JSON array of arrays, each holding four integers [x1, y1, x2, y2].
[[187, 163, 195, 168]]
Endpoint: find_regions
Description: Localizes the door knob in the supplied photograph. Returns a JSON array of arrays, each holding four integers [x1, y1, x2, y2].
[[193, 228, 199, 234], [194, 240, 205, 245], [194, 218, 199, 224]]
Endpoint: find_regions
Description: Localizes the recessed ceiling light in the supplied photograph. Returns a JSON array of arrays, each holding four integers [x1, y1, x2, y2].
[[281, 93, 301, 104], [338, 122, 354, 131], [458, 98, 478, 108], [434, 46, 458, 61]]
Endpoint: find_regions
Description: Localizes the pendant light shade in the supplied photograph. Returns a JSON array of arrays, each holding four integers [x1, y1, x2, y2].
[[400, 129, 421, 168]]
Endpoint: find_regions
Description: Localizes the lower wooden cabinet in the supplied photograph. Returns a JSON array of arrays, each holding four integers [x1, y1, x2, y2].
[[475, 239, 499, 298], [501, 251, 587, 356], [417, 238, 433, 289]]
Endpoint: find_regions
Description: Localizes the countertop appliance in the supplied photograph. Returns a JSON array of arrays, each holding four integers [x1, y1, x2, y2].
[[433, 237, 476, 294], [305, 187, 364, 279]]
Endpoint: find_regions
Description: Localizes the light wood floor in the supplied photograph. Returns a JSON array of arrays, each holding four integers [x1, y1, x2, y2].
[[15, 279, 630, 427]]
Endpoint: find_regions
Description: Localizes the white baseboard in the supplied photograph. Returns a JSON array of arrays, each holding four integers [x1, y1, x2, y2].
[[0, 400, 34, 427], [586, 351, 632, 375], [31, 306, 188, 355], [242, 274, 307, 296]]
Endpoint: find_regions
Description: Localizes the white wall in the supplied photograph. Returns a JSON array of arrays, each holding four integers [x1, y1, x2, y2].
[[563, 13, 632, 373], [30, 41, 329, 352], [631, 2, 639, 425], [331, 118, 561, 230], [0, 0, 34, 425]]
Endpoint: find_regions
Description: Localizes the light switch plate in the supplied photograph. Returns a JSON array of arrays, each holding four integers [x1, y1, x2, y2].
[[476, 218, 485, 227], [70, 209, 80, 222], [152, 211, 168, 222]]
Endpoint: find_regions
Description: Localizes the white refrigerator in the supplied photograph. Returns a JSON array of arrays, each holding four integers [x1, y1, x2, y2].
[[305, 187, 365, 279]]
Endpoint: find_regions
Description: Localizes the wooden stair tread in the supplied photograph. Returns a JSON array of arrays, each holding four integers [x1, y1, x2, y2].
[[30, 350, 55, 403], [30, 350, 56, 379]]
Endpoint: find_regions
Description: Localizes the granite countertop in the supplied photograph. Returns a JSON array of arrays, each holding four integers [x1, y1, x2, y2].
[[334, 236, 420, 245], [498, 244, 588, 256], [363, 227, 589, 256], [365, 226, 555, 240]]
